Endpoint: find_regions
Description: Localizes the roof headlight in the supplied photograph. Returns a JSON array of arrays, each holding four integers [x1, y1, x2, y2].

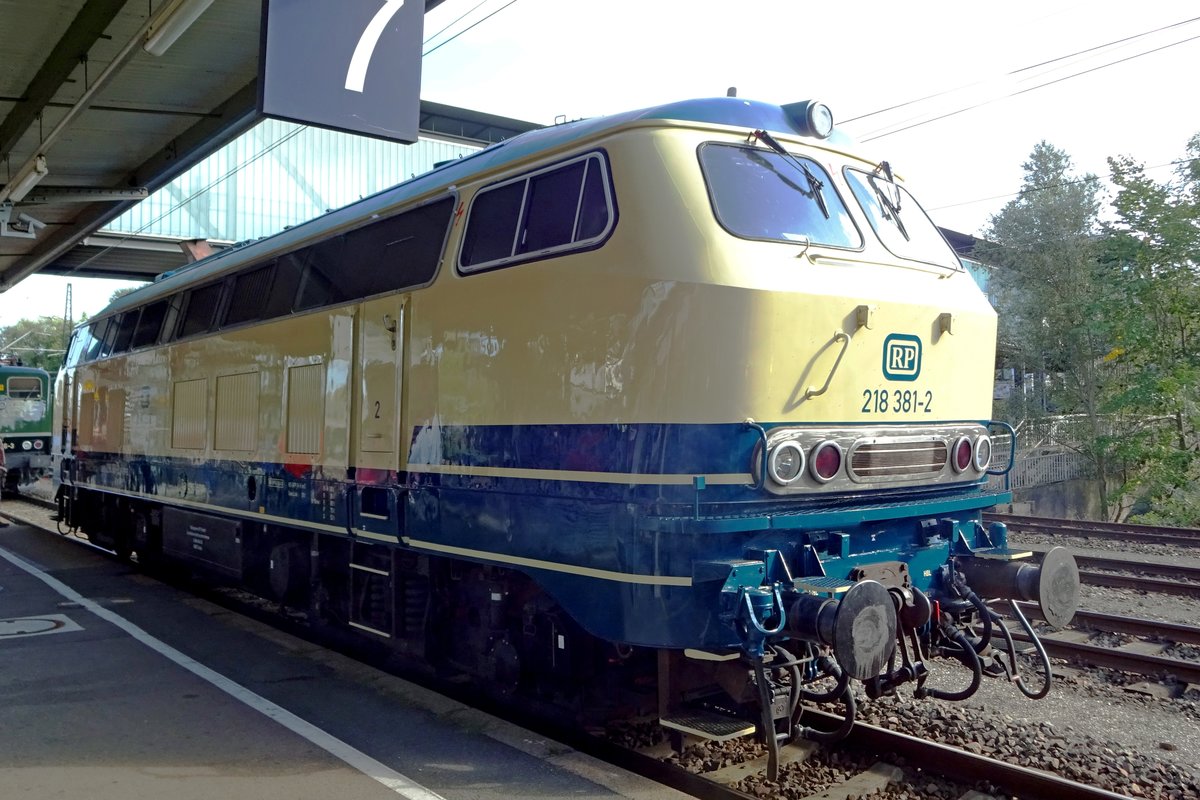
[[768, 441, 805, 485], [783, 100, 834, 139]]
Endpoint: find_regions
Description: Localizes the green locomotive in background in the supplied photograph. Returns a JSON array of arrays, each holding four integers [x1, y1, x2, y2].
[[0, 362, 52, 493]]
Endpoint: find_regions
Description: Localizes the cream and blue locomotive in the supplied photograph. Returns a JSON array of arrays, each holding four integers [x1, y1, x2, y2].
[[1, 363, 52, 493], [53, 97, 1078, 769]]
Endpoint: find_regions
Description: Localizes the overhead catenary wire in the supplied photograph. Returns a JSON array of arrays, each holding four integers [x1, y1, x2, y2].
[[422, 0, 523, 58], [857, 31, 1200, 143], [422, 0, 491, 47], [841, 14, 1200, 126]]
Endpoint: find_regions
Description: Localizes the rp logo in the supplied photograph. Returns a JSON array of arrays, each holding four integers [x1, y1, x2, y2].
[[882, 334, 922, 381]]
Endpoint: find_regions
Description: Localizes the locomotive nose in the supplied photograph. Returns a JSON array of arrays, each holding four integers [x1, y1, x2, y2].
[[786, 579, 897, 680]]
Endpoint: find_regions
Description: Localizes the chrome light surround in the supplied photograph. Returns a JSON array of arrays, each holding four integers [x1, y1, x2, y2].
[[768, 440, 805, 485], [783, 100, 834, 139], [756, 423, 991, 495], [808, 440, 843, 483], [973, 434, 993, 472], [950, 435, 973, 474]]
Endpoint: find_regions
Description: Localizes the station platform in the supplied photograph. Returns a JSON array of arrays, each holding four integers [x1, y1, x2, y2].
[[0, 513, 685, 800]]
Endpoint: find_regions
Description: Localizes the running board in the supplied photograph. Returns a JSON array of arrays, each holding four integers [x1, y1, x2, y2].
[[660, 710, 755, 741]]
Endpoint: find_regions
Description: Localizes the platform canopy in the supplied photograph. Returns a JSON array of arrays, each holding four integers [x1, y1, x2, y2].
[[0, 0, 536, 287]]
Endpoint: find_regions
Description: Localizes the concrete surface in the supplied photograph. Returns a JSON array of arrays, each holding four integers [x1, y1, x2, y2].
[[0, 515, 686, 800]]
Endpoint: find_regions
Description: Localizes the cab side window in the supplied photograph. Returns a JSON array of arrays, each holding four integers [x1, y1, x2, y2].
[[460, 152, 615, 272]]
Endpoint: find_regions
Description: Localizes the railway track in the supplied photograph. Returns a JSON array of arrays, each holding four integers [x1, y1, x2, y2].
[[987, 512, 1200, 547], [1003, 601, 1200, 685], [611, 712, 1134, 800], [2, 495, 1160, 798], [1022, 545, 1200, 598]]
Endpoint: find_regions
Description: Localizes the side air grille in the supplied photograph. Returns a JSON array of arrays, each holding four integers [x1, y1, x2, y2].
[[849, 439, 948, 481]]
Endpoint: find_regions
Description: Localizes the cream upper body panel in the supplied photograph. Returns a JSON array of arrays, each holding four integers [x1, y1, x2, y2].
[[406, 124, 995, 433], [60, 105, 996, 478]]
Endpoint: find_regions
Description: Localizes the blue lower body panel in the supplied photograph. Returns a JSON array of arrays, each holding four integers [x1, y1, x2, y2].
[[66, 446, 1009, 651]]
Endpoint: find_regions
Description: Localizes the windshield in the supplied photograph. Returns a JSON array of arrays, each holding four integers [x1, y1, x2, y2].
[[699, 143, 861, 248], [843, 168, 960, 269]]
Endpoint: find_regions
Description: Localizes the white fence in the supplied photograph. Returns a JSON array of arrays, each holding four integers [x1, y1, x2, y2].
[[989, 450, 1092, 491]]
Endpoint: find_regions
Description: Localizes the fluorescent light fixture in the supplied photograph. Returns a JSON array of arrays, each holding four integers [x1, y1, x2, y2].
[[17, 212, 46, 232], [143, 0, 216, 57], [2, 155, 48, 203]]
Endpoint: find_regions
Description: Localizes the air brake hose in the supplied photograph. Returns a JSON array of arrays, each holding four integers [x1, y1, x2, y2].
[[769, 645, 805, 717], [963, 588, 994, 653], [918, 622, 983, 701], [796, 668, 857, 745], [988, 600, 1053, 700], [798, 655, 850, 705]]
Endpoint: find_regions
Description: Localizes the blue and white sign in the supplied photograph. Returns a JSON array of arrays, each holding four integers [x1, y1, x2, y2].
[[882, 334, 922, 382], [260, 0, 423, 143]]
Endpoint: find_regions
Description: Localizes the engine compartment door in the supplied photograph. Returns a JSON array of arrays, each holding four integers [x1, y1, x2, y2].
[[356, 295, 405, 459]]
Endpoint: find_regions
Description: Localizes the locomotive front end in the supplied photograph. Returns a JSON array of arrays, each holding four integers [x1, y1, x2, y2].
[[614, 99, 1081, 771]]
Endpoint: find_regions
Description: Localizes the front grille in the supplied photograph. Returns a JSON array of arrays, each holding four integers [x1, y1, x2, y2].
[[850, 439, 948, 480]]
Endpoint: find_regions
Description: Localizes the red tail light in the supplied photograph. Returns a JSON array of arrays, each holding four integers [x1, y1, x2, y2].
[[953, 437, 972, 472], [809, 441, 843, 482]]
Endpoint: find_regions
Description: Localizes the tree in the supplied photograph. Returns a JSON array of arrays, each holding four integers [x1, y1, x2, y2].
[[983, 135, 1200, 523], [0, 315, 69, 373], [109, 285, 143, 304], [979, 142, 1120, 517], [1100, 134, 1200, 523]]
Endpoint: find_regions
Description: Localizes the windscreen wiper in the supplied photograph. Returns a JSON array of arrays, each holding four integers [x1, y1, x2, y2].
[[870, 161, 909, 241], [750, 129, 829, 219]]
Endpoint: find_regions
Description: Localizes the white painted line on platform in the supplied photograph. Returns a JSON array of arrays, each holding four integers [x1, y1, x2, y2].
[[0, 544, 446, 800]]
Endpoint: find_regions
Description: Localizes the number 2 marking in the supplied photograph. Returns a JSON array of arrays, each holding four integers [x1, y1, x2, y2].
[[373, 401, 382, 419], [345, 0, 406, 93]]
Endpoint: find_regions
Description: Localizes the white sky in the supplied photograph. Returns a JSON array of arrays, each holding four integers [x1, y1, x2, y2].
[[2, 0, 1197, 330]]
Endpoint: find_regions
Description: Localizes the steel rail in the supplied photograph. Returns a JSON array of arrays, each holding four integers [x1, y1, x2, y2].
[[986, 512, 1200, 547], [800, 711, 1131, 800], [1020, 546, 1200, 596], [1023, 634, 1200, 684], [609, 713, 1133, 800], [1078, 569, 1200, 599], [1025, 546, 1200, 584], [995, 601, 1200, 682], [1020, 603, 1200, 646]]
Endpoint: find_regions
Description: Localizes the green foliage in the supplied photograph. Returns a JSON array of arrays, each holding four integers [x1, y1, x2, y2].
[[979, 142, 1118, 516], [1099, 135, 1200, 524], [0, 315, 68, 373], [983, 135, 1200, 522], [108, 285, 142, 304]]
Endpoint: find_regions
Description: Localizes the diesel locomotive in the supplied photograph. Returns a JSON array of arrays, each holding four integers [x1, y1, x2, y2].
[[52, 97, 1079, 774], [1, 363, 52, 493]]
